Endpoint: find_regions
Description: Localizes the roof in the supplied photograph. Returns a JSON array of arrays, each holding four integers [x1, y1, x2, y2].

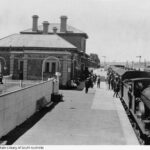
[[127, 78, 150, 81], [110, 66, 150, 80], [20, 23, 88, 38], [122, 71, 150, 80], [0, 34, 77, 49]]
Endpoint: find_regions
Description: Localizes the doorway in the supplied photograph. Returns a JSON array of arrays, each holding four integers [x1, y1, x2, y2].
[[52, 62, 56, 74]]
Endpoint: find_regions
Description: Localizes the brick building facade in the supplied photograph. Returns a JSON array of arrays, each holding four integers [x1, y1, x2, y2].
[[0, 15, 96, 86]]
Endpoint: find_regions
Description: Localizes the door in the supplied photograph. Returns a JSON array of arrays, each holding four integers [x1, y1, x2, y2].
[[45, 62, 50, 72], [51, 62, 56, 74]]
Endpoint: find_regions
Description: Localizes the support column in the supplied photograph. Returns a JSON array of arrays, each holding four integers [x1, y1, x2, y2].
[[10, 54, 14, 75], [23, 54, 28, 80], [71, 56, 76, 79], [62, 55, 68, 86], [67, 59, 71, 81]]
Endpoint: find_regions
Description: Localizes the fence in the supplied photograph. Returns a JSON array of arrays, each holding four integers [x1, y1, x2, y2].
[[0, 78, 59, 138]]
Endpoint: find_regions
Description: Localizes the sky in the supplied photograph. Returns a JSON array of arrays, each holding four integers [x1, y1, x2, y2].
[[0, 0, 150, 62]]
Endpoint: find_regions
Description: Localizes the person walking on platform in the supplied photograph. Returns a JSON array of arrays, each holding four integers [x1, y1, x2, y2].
[[107, 75, 111, 90], [93, 74, 97, 84], [89, 76, 93, 88], [113, 78, 120, 98], [110, 77, 114, 90], [128, 85, 132, 109], [97, 76, 101, 88], [85, 78, 90, 93]]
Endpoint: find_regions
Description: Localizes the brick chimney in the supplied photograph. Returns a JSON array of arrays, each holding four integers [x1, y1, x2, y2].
[[32, 15, 39, 31], [43, 21, 49, 34], [53, 27, 57, 34], [60, 16, 67, 32]]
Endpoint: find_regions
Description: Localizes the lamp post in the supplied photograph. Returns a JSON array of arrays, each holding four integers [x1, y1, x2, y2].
[[144, 59, 147, 69], [136, 56, 141, 70]]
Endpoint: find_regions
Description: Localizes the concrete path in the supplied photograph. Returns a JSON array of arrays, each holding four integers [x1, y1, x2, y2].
[[92, 83, 139, 144], [14, 82, 139, 145]]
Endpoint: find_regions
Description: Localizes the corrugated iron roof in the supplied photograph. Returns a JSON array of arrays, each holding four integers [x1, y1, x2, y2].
[[21, 23, 86, 34], [0, 34, 77, 49]]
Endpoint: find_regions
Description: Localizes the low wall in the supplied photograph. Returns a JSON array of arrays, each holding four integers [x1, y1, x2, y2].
[[0, 79, 59, 138], [53, 80, 59, 93]]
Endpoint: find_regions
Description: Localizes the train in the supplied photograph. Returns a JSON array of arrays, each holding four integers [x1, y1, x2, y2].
[[108, 65, 150, 144]]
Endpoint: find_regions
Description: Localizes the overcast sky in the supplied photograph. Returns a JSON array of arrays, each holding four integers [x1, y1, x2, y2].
[[0, 0, 150, 62]]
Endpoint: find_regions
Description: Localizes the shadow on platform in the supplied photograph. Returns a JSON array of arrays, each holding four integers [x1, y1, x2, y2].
[[0, 101, 63, 145]]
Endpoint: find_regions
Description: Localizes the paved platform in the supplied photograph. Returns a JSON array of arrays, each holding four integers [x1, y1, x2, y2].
[[14, 82, 139, 145]]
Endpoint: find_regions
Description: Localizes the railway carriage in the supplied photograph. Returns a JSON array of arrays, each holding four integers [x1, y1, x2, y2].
[[110, 66, 150, 143]]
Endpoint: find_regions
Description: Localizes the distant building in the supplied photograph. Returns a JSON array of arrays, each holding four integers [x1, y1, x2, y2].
[[0, 15, 97, 86], [89, 53, 100, 68]]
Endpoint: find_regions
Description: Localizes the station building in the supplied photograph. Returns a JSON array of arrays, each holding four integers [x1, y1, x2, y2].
[[0, 15, 97, 86]]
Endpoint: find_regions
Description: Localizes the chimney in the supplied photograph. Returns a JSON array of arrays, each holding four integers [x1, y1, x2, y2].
[[53, 27, 57, 34], [43, 21, 49, 34], [60, 16, 67, 32], [32, 15, 39, 31]]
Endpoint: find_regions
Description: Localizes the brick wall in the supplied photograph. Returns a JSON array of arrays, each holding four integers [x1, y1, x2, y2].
[[13, 59, 19, 79], [60, 35, 86, 52], [1, 49, 78, 86], [27, 59, 42, 80]]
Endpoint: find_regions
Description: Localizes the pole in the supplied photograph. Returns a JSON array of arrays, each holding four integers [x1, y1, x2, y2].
[[136, 56, 141, 71], [144, 59, 146, 68], [139, 56, 141, 71]]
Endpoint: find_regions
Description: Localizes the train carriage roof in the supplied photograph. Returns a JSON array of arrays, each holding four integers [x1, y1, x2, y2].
[[127, 78, 150, 81], [110, 66, 150, 80], [122, 71, 150, 80]]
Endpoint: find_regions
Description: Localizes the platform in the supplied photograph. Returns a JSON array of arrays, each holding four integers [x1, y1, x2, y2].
[[14, 82, 139, 145]]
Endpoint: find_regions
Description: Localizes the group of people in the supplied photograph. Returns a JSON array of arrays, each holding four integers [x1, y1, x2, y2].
[[85, 74, 101, 93], [84, 68, 121, 96], [107, 71, 120, 98]]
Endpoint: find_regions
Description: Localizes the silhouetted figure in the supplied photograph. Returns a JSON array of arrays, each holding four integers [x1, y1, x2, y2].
[[89, 77, 93, 88], [84, 67, 91, 80], [97, 76, 101, 88], [110, 77, 114, 90], [113, 78, 120, 98], [128, 85, 132, 109], [85, 78, 90, 93]]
